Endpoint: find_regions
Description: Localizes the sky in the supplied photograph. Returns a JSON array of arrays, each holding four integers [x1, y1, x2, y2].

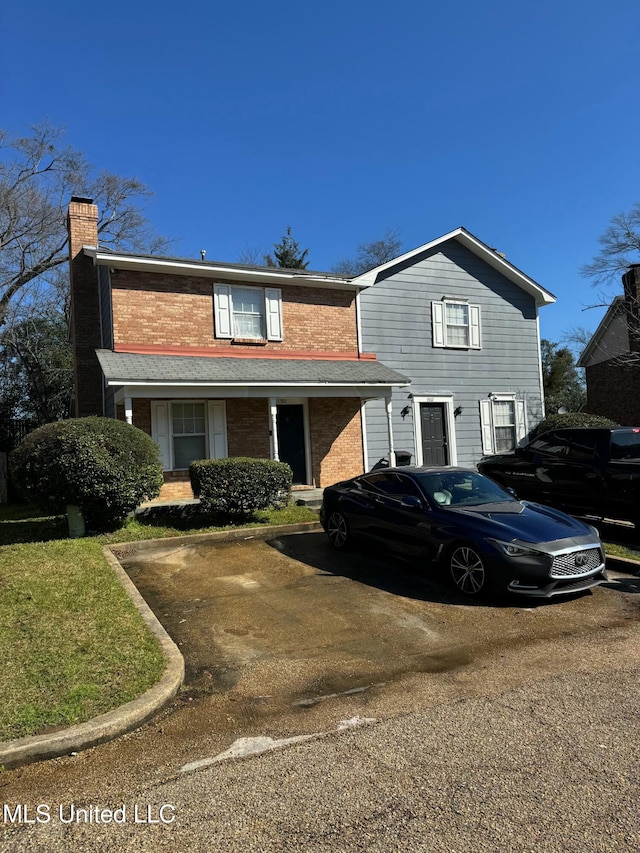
[[2, 0, 639, 347]]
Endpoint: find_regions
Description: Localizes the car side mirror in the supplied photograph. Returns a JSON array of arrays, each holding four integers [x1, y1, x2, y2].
[[401, 495, 423, 509]]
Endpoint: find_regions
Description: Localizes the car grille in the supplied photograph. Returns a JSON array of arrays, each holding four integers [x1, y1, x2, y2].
[[550, 548, 603, 578]]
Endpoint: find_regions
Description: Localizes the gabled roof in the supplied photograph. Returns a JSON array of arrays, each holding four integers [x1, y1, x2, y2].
[[353, 227, 556, 307], [577, 296, 629, 367], [84, 226, 554, 305]]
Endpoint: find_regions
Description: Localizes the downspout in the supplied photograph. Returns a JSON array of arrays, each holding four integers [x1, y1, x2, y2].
[[385, 395, 396, 467]]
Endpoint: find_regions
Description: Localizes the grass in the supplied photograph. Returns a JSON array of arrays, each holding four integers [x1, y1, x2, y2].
[[0, 501, 318, 742], [603, 540, 640, 562]]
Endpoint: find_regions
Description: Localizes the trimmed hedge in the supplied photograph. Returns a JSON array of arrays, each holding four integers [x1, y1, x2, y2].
[[190, 457, 292, 517], [532, 411, 619, 438], [10, 417, 164, 531]]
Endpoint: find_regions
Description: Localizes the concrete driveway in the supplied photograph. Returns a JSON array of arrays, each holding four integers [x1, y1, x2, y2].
[[120, 530, 637, 715]]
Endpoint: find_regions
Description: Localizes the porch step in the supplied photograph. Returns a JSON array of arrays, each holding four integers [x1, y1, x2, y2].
[[292, 488, 324, 510]]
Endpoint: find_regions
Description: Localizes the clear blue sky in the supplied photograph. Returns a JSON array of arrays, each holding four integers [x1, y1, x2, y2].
[[2, 0, 639, 346]]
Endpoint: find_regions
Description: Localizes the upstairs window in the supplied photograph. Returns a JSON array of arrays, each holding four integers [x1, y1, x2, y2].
[[214, 284, 282, 341], [432, 299, 481, 349]]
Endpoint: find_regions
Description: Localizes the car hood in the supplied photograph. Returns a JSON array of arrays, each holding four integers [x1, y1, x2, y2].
[[444, 500, 592, 544]]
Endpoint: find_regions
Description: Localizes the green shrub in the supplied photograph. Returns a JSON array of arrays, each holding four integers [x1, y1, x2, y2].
[[532, 411, 619, 438], [190, 457, 292, 517], [10, 417, 164, 531]]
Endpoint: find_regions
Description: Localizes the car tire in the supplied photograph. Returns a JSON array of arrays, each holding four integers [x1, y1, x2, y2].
[[327, 510, 350, 551], [448, 543, 491, 597]]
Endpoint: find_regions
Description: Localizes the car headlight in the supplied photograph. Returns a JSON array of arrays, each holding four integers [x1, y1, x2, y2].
[[487, 538, 541, 557]]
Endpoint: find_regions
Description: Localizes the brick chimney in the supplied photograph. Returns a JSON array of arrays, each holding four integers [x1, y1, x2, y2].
[[67, 197, 104, 416], [622, 265, 640, 354]]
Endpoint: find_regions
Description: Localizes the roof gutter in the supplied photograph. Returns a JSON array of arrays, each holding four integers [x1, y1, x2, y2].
[[83, 248, 367, 292]]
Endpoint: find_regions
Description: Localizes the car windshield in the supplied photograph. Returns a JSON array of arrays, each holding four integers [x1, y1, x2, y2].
[[415, 471, 517, 508]]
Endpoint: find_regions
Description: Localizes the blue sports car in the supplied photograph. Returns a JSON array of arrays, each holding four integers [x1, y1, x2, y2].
[[319, 467, 607, 598]]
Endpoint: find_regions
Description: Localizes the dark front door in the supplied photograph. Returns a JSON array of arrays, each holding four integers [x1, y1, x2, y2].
[[420, 403, 449, 466], [277, 404, 307, 484]]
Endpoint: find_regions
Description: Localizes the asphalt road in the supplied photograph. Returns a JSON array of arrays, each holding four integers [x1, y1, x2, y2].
[[1, 536, 639, 852]]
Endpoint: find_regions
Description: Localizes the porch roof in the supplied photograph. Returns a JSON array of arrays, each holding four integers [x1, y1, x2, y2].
[[96, 350, 409, 392]]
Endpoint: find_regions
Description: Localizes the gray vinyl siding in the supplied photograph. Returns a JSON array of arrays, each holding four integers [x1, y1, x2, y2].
[[360, 241, 544, 469]]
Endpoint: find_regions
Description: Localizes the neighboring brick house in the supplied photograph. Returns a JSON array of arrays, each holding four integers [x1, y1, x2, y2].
[[67, 198, 408, 499], [578, 265, 640, 425]]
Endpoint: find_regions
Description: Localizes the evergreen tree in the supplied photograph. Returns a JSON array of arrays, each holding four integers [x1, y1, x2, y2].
[[264, 227, 309, 269]]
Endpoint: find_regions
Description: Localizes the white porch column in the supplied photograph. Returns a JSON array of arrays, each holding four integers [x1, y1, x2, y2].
[[124, 397, 133, 425], [269, 397, 280, 461], [385, 395, 396, 467]]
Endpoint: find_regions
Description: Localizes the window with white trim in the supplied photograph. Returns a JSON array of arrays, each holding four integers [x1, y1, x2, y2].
[[172, 402, 206, 469], [432, 299, 481, 349], [214, 284, 282, 341], [151, 400, 228, 470], [479, 396, 527, 455]]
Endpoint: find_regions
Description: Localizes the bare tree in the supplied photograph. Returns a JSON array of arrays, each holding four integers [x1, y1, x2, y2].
[[0, 122, 170, 328], [333, 228, 402, 276], [237, 245, 267, 266], [580, 203, 640, 287]]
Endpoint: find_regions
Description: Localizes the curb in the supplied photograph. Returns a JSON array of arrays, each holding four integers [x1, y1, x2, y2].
[[108, 520, 323, 558], [0, 521, 322, 771], [605, 554, 640, 575]]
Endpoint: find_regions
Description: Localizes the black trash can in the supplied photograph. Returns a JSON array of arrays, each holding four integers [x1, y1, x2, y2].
[[395, 451, 412, 466]]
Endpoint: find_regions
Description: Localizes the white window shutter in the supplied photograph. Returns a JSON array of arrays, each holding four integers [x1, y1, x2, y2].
[[207, 401, 228, 459], [479, 399, 494, 454], [265, 288, 283, 341], [151, 402, 172, 470], [469, 305, 481, 349], [432, 301, 445, 347], [515, 399, 527, 441], [214, 284, 233, 339]]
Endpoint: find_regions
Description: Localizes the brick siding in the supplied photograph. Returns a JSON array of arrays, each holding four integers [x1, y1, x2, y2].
[[68, 199, 103, 416], [585, 360, 640, 425], [309, 398, 364, 486], [111, 274, 358, 353]]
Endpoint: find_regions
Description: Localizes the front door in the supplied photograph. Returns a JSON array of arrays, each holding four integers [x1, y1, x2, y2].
[[276, 404, 307, 484], [420, 403, 449, 466]]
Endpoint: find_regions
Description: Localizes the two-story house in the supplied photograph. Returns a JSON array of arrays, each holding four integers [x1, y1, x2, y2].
[[67, 197, 408, 500], [356, 229, 556, 468]]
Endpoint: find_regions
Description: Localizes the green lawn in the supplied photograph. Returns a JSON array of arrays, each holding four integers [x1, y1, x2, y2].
[[0, 502, 318, 742]]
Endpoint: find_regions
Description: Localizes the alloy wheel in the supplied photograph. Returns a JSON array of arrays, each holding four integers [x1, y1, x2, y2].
[[450, 545, 487, 595], [327, 511, 349, 550]]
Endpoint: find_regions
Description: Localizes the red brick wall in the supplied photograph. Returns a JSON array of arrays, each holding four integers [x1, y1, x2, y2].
[[585, 360, 640, 425], [111, 274, 358, 353], [68, 199, 103, 416], [116, 399, 151, 432], [116, 395, 365, 499], [309, 398, 364, 486], [226, 399, 271, 457]]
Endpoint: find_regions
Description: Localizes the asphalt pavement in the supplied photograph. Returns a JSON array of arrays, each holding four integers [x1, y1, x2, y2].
[[2, 586, 639, 852]]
